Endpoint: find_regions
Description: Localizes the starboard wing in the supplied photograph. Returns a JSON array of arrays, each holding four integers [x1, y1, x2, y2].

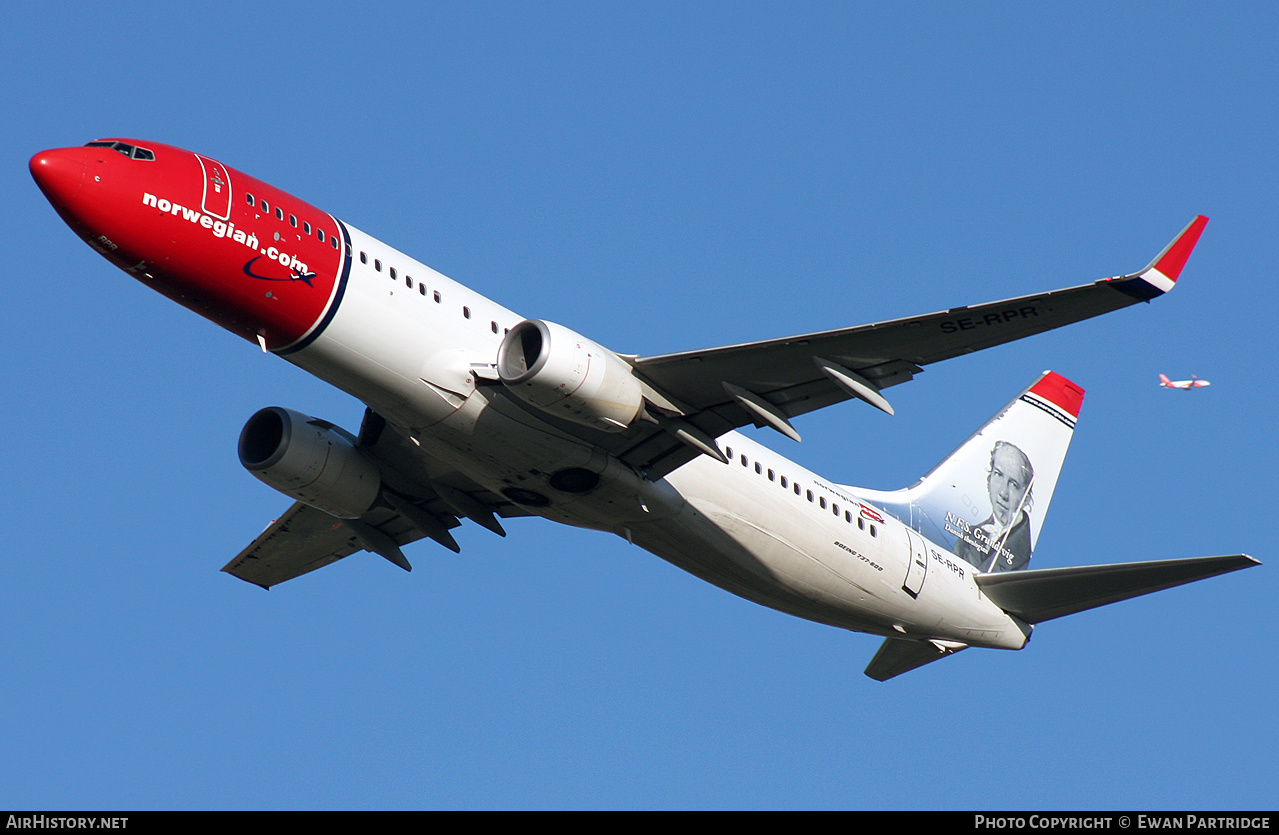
[[600, 217, 1208, 479]]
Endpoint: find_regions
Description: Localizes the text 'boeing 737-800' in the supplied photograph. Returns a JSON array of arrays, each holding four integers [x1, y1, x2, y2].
[[30, 139, 1257, 680]]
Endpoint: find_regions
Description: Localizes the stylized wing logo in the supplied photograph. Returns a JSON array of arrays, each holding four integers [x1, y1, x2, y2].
[[243, 256, 316, 287]]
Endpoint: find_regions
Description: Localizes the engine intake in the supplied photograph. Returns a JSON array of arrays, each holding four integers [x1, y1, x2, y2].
[[238, 407, 381, 519], [496, 319, 644, 432]]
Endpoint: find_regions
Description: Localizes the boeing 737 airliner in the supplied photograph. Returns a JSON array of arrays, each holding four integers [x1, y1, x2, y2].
[[30, 139, 1256, 680]]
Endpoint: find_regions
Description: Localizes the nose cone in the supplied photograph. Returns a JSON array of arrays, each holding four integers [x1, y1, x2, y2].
[[30, 147, 87, 210]]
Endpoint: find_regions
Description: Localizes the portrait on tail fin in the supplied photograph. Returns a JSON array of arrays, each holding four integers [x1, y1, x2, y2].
[[953, 440, 1034, 572]]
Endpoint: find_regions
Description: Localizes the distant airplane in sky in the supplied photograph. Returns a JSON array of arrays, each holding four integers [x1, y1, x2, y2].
[[1160, 374, 1211, 389], [30, 138, 1257, 680]]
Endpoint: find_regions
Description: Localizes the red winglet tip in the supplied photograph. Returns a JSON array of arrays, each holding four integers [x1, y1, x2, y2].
[[1153, 215, 1208, 282], [1030, 371, 1085, 418]]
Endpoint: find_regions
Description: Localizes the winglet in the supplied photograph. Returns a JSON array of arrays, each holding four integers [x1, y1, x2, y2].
[[1107, 215, 1208, 300], [1149, 214, 1209, 284]]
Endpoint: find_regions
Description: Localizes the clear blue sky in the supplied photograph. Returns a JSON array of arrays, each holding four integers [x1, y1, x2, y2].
[[3, 2, 1275, 810]]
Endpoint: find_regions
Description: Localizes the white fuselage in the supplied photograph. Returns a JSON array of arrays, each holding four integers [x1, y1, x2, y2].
[[288, 221, 1028, 650]]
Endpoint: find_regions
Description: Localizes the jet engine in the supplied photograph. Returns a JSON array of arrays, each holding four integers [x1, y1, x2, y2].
[[238, 406, 381, 519], [496, 319, 644, 432]]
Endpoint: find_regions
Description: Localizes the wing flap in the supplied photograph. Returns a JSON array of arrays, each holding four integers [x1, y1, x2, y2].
[[975, 554, 1259, 623]]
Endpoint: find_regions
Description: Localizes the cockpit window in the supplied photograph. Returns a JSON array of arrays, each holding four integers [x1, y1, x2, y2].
[[84, 141, 154, 161], [86, 141, 126, 155]]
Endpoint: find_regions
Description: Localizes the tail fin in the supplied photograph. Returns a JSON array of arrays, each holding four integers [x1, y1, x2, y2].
[[854, 371, 1085, 573]]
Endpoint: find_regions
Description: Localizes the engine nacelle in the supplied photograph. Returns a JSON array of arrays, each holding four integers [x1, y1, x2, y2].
[[238, 407, 381, 519], [496, 319, 644, 432]]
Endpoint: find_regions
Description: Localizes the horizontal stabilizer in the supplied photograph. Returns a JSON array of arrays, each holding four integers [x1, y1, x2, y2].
[[976, 554, 1259, 623], [865, 637, 967, 681]]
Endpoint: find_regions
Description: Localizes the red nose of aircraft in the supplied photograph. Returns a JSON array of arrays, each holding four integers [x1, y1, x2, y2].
[[32, 139, 349, 352], [29, 147, 92, 211]]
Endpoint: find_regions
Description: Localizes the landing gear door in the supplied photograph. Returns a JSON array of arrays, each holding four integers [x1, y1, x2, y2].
[[902, 529, 928, 598]]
